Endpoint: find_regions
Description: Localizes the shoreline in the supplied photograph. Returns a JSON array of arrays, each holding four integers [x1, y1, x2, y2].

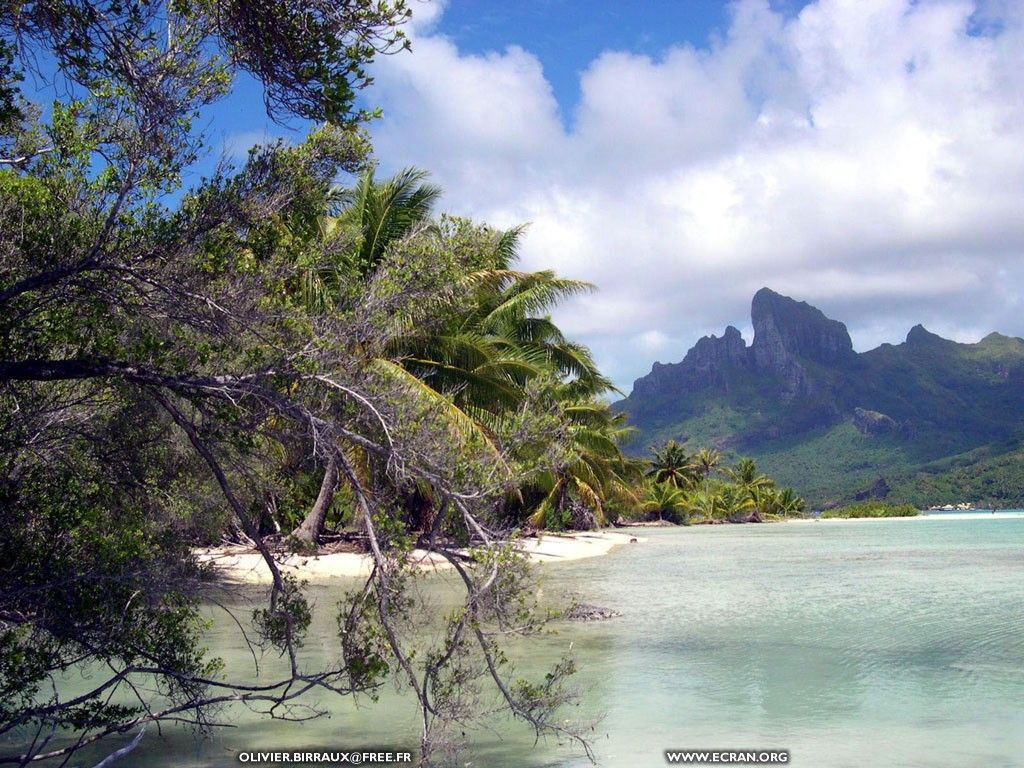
[[788, 510, 1024, 523], [196, 530, 643, 584], [195, 511, 1024, 583]]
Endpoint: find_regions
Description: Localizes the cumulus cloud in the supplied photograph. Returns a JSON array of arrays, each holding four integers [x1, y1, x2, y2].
[[369, 0, 1024, 390]]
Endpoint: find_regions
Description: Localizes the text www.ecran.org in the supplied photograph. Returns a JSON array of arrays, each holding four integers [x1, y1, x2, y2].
[[665, 750, 789, 764]]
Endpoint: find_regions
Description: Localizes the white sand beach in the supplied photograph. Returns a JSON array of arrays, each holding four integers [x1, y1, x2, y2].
[[196, 529, 643, 583]]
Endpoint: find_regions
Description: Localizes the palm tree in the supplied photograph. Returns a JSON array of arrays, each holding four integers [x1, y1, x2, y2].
[[642, 482, 689, 524], [379, 220, 638, 531], [290, 166, 442, 314], [342, 166, 443, 273], [527, 399, 641, 530], [727, 457, 770, 489], [290, 168, 444, 542], [683, 482, 757, 523], [646, 440, 696, 489], [719, 483, 757, 522], [774, 487, 807, 518], [693, 448, 723, 490], [682, 488, 721, 523], [728, 457, 776, 514], [390, 259, 599, 419], [748, 483, 781, 518], [288, 167, 637, 538]]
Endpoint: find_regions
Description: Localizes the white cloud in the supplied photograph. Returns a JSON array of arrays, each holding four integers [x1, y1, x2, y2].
[[369, 0, 1024, 390]]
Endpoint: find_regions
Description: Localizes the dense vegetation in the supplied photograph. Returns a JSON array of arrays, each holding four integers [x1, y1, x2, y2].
[[0, 1, 639, 764], [820, 502, 919, 519], [617, 289, 1024, 508], [886, 437, 1024, 509], [630, 441, 805, 525]]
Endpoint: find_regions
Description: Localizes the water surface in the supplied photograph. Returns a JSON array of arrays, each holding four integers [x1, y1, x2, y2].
[[62, 516, 1024, 766]]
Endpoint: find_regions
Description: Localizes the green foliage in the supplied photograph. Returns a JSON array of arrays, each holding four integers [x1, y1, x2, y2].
[[3, 0, 411, 126], [253, 575, 313, 650], [281, 165, 639, 534], [0, 401, 217, 734], [885, 437, 1024, 509], [646, 439, 697, 489], [629, 445, 805, 524], [0, 1, 614, 759], [0, 0, 422, 758], [821, 501, 919, 518], [0, 39, 24, 125], [642, 481, 689, 524]]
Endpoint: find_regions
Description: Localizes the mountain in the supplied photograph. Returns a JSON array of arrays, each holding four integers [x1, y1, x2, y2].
[[615, 288, 1024, 508]]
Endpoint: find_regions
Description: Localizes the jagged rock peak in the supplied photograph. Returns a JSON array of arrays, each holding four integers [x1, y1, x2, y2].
[[682, 325, 748, 371], [751, 288, 854, 370], [905, 324, 944, 345]]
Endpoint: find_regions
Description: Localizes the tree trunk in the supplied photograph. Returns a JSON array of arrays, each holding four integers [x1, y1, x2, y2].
[[292, 455, 339, 544], [419, 493, 435, 536], [554, 480, 569, 529]]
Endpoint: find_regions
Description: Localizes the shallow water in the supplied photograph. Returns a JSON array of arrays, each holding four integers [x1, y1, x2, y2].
[[40, 515, 1024, 767]]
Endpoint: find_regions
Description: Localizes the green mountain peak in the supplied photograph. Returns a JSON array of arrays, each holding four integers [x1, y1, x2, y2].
[[616, 291, 1024, 508]]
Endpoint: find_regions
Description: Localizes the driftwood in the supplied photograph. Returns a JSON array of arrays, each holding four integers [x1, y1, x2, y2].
[[89, 728, 146, 768]]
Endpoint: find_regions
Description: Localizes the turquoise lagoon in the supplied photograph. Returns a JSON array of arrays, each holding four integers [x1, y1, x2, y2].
[[71, 514, 1024, 766]]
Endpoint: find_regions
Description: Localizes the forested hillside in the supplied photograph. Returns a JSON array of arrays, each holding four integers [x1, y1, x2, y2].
[[616, 288, 1024, 508]]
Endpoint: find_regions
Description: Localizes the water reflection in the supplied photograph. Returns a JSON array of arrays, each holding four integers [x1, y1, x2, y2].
[[13, 518, 1024, 767]]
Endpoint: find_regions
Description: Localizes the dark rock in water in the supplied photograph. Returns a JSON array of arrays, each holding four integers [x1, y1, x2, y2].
[[565, 603, 621, 621], [855, 476, 891, 501]]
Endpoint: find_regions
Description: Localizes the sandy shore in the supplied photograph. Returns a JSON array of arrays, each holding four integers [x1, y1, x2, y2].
[[196, 530, 642, 584]]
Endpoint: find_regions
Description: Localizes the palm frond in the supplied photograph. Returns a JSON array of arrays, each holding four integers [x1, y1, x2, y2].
[[370, 358, 510, 474]]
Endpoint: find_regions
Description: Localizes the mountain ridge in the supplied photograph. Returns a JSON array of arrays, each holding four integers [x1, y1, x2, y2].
[[615, 288, 1024, 507]]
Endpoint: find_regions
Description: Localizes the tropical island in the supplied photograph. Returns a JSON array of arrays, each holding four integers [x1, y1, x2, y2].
[[615, 288, 1024, 509], [3, 2, 1024, 768]]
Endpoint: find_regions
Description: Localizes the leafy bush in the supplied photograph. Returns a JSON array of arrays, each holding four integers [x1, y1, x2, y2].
[[821, 501, 919, 518]]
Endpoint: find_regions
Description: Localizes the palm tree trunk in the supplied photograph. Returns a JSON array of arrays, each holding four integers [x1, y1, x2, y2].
[[555, 478, 569, 528], [292, 455, 339, 544]]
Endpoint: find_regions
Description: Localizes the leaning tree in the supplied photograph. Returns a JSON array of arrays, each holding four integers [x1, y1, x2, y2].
[[0, 1, 597, 764]]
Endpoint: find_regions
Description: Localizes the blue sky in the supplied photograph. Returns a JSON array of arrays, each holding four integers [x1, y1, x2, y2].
[[30, 0, 1024, 392], [198, 2, 772, 169], [200, 2, 812, 172], [432, 0, 738, 123], [356, 0, 1024, 391]]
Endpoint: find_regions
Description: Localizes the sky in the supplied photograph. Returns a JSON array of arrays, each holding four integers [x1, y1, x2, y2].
[[214, 0, 1024, 392]]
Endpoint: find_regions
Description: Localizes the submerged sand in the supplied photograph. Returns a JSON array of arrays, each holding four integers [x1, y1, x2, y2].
[[787, 511, 1024, 523], [196, 530, 643, 584]]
